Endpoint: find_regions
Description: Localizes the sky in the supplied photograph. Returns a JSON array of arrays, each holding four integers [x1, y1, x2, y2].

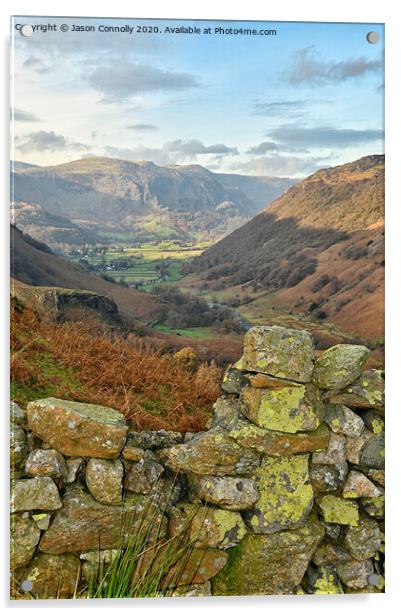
[[11, 16, 384, 177]]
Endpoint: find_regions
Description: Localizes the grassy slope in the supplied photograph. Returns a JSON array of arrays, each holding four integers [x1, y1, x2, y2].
[[11, 226, 158, 321], [10, 297, 222, 432], [190, 155, 384, 343]]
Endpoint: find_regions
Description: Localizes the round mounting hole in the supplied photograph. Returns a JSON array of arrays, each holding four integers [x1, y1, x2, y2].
[[367, 31, 379, 44], [20, 24, 33, 37]]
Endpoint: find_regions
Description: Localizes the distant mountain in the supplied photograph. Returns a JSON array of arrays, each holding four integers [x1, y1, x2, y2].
[[11, 201, 102, 253], [11, 157, 294, 248], [11, 161, 41, 172], [10, 225, 158, 322], [192, 155, 384, 341]]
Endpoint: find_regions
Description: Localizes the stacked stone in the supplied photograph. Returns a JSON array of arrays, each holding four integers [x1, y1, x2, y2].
[[160, 326, 385, 595], [9, 325, 385, 599]]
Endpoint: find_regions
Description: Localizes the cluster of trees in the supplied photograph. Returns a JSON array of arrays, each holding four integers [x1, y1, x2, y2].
[[154, 287, 244, 333]]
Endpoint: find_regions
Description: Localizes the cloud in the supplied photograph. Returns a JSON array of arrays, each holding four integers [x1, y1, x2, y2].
[[166, 139, 238, 158], [104, 145, 170, 165], [13, 108, 41, 122], [126, 124, 159, 131], [247, 141, 277, 155], [23, 55, 52, 74], [87, 61, 200, 101], [104, 139, 239, 165], [267, 125, 384, 149], [252, 100, 307, 117], [16, 131, 89, 153], [284, 46, 382, 85], [231, 154, 326, 177]]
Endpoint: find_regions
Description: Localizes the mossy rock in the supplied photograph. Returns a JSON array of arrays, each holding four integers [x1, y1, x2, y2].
[[303, 564, 343, 594], [169, 503, 247, 549], [159, 428, 260, 477], [240, 384, 323, 433], [239, 326, 315, 383], [27, 398, 128, 459], [243, 454, 314, 534], [211, 513, 324, 596], [39, 484, 167, 554], [312, 344, 369, 390], [317, 495, 359, 526], [188, 474, 259, 511], [228, 420, 330, 456], [19, 553, 81, 599], [328, 369, 384, 411], [10, 513, 41, 571]]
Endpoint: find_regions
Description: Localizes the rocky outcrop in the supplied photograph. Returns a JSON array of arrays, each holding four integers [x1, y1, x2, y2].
[[10, 325, 385, 599]]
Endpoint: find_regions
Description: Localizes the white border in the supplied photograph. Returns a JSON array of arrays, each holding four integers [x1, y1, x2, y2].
[[2, 1, 400, 614]]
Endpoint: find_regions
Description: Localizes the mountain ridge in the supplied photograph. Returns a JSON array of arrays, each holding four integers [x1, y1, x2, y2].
[[11, 156, 295, 248], [190, 155, 384, 341]]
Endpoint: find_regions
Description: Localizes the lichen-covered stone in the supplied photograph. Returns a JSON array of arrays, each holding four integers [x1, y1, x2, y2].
[[360, 496, 385, 519], [21, 553, 81, 599], [86, 458, 124, 505], [11, 477, 62, 513], [303, 564, 343, 594], [366, 469, 385, 487], [39, 485, 167, 554], [65, 457, 84, 483], [346, 428, 373, 464], [317, 495, 359, 526], [10, 513, 41, 570], [124, 459, 164, 494], [244, 455, 313, 534], [10, 425, 28, 469], [221, 368, 249, 394], [238, 325, 315, 383], [32, 512, 52, 530], [336, 559, 374, 589], [324, 404, 364, 437], [312, 541, 351, 566], [211, 513, 324, 596], [328, 369, 384, 410], [313, 344, 369, 390], [312, 432, 347, 466], [25, 449, 67, 480], [189, 475, 259, 511], [359, 409, 385, 435], [310, 464, 347, 494], [228, 420, 329, 456], [145, 474, 182, 514], [241, 384, 323, 433], [343, 470, 382, 499], [10, 401, 27, 426], [359, 434, 385, 470], [126, 429, 182, 450], [121, 441, 147, 462], [343, 514, 381, 560], [159, 428, 260, 476], [210, 397, 241, 430], [169, 503, 247, 549], [27, 398, 128, 459]]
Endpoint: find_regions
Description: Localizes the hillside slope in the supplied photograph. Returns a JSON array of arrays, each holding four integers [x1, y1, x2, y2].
[[10, 226, 157, 321], [192, 155, 384, 341], [12, 157, 294, 245]]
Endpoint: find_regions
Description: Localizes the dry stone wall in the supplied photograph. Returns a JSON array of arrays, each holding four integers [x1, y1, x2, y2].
[[10, 325, 385, 599]]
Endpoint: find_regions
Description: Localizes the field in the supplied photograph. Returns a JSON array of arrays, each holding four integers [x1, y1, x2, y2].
[[153, 324, 214, 339], [71, 241, 210, 290]]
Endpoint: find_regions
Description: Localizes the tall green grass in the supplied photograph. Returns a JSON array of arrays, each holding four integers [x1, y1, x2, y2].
[[83, 487, 207, 599]]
